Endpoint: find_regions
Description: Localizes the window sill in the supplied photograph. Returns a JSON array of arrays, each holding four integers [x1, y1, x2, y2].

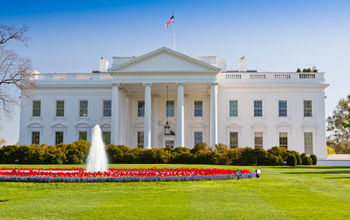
[[227, 116, 240, 121], [303, 116, 315, 121], [277, 117, 290, 121], [252, 116, 264, 120], [30, 117, 42, 121], [54, 117, 66, 120], [77, 117, 90, 121]]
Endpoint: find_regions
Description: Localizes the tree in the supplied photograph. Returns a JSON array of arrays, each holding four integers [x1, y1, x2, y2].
[[341, 95, 350, 128], [327, 95, 350, 153], [0, 24, 34, 115]]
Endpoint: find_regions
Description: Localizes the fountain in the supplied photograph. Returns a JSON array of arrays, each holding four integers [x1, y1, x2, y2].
[[86, 125, 108, 172]]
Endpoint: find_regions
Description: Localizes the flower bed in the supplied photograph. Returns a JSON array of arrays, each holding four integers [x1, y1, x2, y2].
[[0, 168, 256, 182]]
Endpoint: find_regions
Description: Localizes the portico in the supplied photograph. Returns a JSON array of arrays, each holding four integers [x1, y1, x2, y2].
[[109, 47, 221, 149]]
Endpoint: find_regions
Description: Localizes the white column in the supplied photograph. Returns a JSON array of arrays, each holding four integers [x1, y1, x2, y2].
[[210, 82, 218, 148], [177, 83, 185, 147], [111, 83, 120, 145], [143, 83, 152, 149], [125, 95, 129, 146]]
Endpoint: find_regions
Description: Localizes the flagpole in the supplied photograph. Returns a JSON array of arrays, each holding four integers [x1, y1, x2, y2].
[[173, 11, 176, 50]]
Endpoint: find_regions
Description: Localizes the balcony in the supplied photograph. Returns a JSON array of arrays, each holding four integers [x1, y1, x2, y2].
[[219, 72, 326, 85]]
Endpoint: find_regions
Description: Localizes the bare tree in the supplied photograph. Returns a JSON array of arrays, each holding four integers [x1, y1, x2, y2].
[[0, 24, 34, 115], [0, 25, 29, 45]]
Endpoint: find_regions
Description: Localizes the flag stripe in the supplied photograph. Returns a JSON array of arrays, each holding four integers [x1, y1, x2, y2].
[[165, 15, 174, 28]]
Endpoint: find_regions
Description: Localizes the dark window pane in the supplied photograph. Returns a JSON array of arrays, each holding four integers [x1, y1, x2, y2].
[[194, 101, 202, 117], [166, 100, 174, 117], [138, 101, 145, 117], [103, 100, 111, 117]]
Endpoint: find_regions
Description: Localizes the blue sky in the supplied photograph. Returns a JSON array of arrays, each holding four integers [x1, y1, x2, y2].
[[1, 0, 350, 144]]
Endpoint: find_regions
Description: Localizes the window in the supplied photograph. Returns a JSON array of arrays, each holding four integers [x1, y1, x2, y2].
[[80, 100, 88, 117], [254, 100, 263, 117], [165, 140, 175, 148], [194, 131, 203, 145], [304, 132, 313, 154], [254, 132, 263, 148], [102, 131, 111, 145], [32, 131, 40, 145], [55, 131, 64, 145], [166, 100, 175, 117], [138, 101, 145, 117], [279, 100, 287, 117], [304, 100, 312, 117], [194, 100, 203, 117], [230, 132, 238, 148], [32, 100, 41, 117], [279, 132, 288, 148], [137, 131, 144, 148], [103, 100, 111, 117], [78, 131, 87, 141], [229, 100, 238, 117], [56, 100, 64, 117]]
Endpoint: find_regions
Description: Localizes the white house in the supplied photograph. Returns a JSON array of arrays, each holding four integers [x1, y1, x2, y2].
[[19, 47, 329, 159]]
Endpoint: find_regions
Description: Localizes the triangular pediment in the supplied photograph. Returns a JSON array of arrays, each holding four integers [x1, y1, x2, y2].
[[109, 47, 221, 74]]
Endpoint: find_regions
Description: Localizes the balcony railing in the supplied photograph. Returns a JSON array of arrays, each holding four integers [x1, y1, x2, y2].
[[29, 73, 112, 81], [221, 72, 325, 84]]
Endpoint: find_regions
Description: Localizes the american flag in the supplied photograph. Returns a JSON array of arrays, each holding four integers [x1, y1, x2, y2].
[[165, 15, 174, 28]]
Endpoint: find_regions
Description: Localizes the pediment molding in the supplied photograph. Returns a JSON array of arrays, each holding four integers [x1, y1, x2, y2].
[[109, 47, 221, 74]]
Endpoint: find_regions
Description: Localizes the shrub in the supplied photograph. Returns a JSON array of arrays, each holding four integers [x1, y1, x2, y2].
[[287, 154, 297, 166], [256, 147, 268, 165], [288, 151, 302, 165], [193, 150, 221, 164], [327, 146, 336, 155], [61, 141, 90, 164], [226, 148, 242, 165], [190, 142, 208, 154], [302, 156, 313, 165], [215, 143, 228, 154], [310, 154, 317, 165], [266, 155, 284, 166], [0, 142, 317, 166], [42, 145, 66, 164], [268, 146, 289, 161], [172, 147, 193, 164], [238, 147, 257, 165]]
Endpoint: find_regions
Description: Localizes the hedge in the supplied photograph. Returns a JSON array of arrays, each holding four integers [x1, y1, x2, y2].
[[0, 141, 317, 165]]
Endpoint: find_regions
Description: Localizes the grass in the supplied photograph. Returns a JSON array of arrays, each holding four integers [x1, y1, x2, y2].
[[0, 164, 349, 220]]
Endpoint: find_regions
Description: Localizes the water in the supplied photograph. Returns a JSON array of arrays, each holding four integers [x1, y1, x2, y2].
[[86, 125, 108, 172]]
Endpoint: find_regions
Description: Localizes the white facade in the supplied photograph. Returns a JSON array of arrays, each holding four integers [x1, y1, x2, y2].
[[20, 47, 329, 159]]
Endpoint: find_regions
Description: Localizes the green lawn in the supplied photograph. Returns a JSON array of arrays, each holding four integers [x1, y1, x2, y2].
[[0, 164, 349, 220]]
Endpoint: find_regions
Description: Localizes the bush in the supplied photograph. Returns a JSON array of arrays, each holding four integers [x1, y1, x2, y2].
[[191, 142, 208, 154], [287, 154, 297, 166], [302, 156, 313, 165], [61, 141, 90, 164], [0, 142, 318, 166], [289, 151, 302, 165], [171, 147, 193, 164], [238, 147, 257, 165], [215, 143, 228, 154], [266, 155, 284, 166], [193, 150, 221, 164], [42, 145, 66, 164], [310, 154, 317, 165], [327, 146, 336, 155], [268, 146, 289, 161], [256, 147, 268, 165]]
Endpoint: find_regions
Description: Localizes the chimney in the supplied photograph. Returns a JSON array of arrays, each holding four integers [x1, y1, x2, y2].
[[238, 56, 247, 72], [99, 57, 109, 72]]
